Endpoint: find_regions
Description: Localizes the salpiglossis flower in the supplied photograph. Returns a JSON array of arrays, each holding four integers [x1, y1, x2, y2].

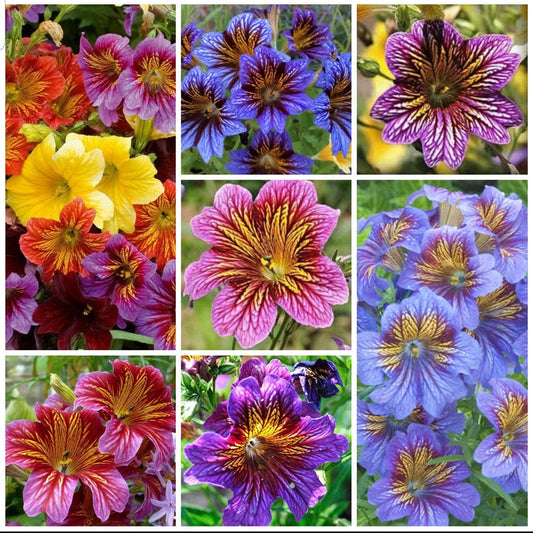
[[6, 118, 36, 175], [6, 272, 39, 342], [6, 404, 130, 524], [74, 359, 176, 468], [183, 181, 349, 349], [181, 23, 202, 68], [20, 198, 111, 285], [370, 20, 523, 170], [184, 371, 349, 526]]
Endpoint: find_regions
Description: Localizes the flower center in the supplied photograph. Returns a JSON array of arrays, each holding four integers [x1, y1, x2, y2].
[[245, 436, 269, 468], [55, 180, 71, 198], [57, 450, 73, 474], [260, 255, 286, 281], [258, 153, 277, 172], [449, 270, 466, 287], [405, 340, 423, 359], [427, 81, 458, 108], [6, 82, 20, 102], [83, 304, 93, 316], [203, 103, 219, 118], [62, 227, 79, 247], [157, 209, 175, 228], [263, 87, 281, 103]]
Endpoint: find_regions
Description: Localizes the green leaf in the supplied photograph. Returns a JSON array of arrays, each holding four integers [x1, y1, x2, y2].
[[110, 330, 154, 345], [473, 470, 519, 511]]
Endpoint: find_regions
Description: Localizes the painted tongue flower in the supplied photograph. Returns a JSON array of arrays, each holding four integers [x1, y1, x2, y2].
[[282, 8, 334, 60], [370, 20, 523, 170], [183, 372, 349, 526], [183, 180, 349, 349], [121, 33, 176, 134], [6, 272, 39, 342], [181, 23, 202, 68], [194, 12, 272, 88], [74, 359, 176, 468], [229, 45, 315, 133], [182, 66, 246, 164], [226, 130, 314, 174], [6, 404, 130, 524]]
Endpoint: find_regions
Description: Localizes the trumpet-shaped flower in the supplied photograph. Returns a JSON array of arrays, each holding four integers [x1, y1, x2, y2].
[[6, 133, 114, 229], [182, 66, 246, 163], [282, 8, 334, 59], [74, 359, 176, 468], [20, 198, 111, 284], [183, 180, 349, 348], [230, 46, 314, 133], [123, 179, 176, 271], [81, 233, 157, 323], [6, 404, 129, 523], [121, 34, 176, 134], [358, 288, 481, 419], [194, 13, 272, 88], [65, 133, 163, 234], [226, 130, 314, 174], [398, 225, 503, 329], [6, 272, 39, 342], [184, 373, 349, 526], [474, 378, 527, 493], [78, 33, 133, 126], [370, 20, 523, 170], [368, 424, 480, 526]]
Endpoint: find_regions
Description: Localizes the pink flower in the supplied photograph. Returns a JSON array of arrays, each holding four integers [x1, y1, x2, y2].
[[183, 180, 349, 348]]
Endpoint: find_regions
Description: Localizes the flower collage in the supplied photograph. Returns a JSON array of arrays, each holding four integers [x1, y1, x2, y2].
[[3, 2, 531, 532]]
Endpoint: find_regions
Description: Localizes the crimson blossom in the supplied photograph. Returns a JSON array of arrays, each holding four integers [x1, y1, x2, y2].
[[370, 20, 523, 170], [183, 180, 349, 349]]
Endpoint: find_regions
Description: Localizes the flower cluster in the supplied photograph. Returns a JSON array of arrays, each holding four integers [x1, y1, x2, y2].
[[182, 357, 349, 526], [6, 359, 176, 526], [357, 182, 527, 526], [181, 5, 352, 174], [5, 5, 176, 350]]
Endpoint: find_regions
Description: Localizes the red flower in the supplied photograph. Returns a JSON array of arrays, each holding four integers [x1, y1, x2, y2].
[[6, 118, 36, 175], [33, 271, 118, 349], [20, 198, 111, 285]]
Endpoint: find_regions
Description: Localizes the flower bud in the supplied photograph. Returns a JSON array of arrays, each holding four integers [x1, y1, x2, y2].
[[38, 20, 63, 46], [357, 58, 380, 78], [50, 373, 77, 405]]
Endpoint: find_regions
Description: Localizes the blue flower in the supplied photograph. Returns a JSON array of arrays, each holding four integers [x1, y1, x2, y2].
[[368, 424, 480, 526], [358, 288, 481, 418], [226, 130, 313, 174], [474, 378, 527, 493], [311, 54, 351, 157], [181, 66, 246, 163], [181, 23, 203, 67], [229, 46, 314, 133]]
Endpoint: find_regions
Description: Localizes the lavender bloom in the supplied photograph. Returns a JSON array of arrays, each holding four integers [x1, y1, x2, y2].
[[358, 288, 481, 419], [184, 372, 349, 526], [474, 378, 527, 493], [226, 130, 313, 174], [368, 424, 480, 525], [195, 13, 272, 89], [148, 480, 176, 526], [229, 45, 314, 133], [370, 20, 523, 170], [6, 272, 38, 342], [282, 8, 334, 59], [123, 5, 142, 36], [182, 66, 246, 164], [290, 359, 344, 410]]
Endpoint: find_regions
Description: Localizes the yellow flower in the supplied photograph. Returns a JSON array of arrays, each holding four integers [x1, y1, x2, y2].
[[66, 133, 164, 233], [313, 141, 352, 173], [6, 133, 113, 228]]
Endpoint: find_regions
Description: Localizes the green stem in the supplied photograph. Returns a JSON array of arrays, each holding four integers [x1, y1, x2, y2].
[[269, 311, 291, 350], [279, 318, 298, 349], [357, 118, 383, 131]]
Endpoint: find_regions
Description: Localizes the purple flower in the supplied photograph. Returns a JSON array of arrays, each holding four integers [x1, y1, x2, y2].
[[78, 33, 133, 126], [514, 331, 527, 375], [183, 372, 349, 526], [357, 207, 430, 306], [368, 424, 480, 525], [282, 8, 334, 60], [148, 480, 175, 526], [121, 34, 176, 133], [358, 401, 465, 476], [459, 185, 527, 283], [358, 288, 481, 418], [123, 5, 142, 36], [312, 54, 352, 157], [229, 46, 314, 133], [474, 378, 527, 493], [182, 66, 246, 164], [290, 359, 343, 410], [181, 23, 203, 67], [6, 272, 38, 343], [226, 130, 314, 174], [81, 233, 157, 324], [398, 225, 503, 329], [370, 20, 523, 170], [6, 5, 45, 32], [135, 259, 176, 350], [194, 13, 272, 89]]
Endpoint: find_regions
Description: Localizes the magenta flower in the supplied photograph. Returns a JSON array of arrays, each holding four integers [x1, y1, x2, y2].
[[370, 20, 523, 170], [184, 372, 349, 526], [121, 33, 176, 133], [6, 271, 38, 343], [6, 404, 129, 523], [183, 181, 349, 348], [74, 359, 176, 468], [81, 233, 157, 324], [78, 33, 133, 126], [135, 259, 176, 350]]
